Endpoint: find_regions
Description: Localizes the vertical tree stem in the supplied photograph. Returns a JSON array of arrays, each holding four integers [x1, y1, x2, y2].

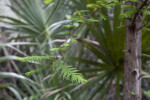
[[124, 1, 142, 100]]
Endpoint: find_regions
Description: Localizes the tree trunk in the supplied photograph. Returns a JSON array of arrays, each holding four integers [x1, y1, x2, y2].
[[124, 1, 142, 100]]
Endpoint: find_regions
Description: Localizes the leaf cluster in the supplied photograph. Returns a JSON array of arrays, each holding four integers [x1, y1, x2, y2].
[[52, 60, 87, 83], [17, 56, 55, 62], [17, 56, 86, 83]]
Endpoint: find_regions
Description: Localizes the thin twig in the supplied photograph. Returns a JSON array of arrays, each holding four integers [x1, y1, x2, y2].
[[49, 2, 114, 64]]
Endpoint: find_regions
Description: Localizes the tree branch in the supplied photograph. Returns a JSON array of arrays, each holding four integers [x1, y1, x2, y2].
[[131, 0, 149, 27], [49, 2, 115, 64]]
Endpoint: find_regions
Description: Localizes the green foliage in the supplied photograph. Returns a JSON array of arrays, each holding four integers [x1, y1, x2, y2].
[[122, 49, 128, 53], [25, 65, 48, 76], [144, 91, 150, 95], [61, 46, 69, 51], [99, 12, 107, 20], [50, 48, 60, 51], [43, 0, 53, 4], [2, 0, 150, 99], [17, 56, 55, 62], [69, 17, 79, 21], [120, 1, 150, 19], [131, 91, 136, 95], [23, 95, 38, 100], [18, 58, 87, 83], [66, 0, 119, 28], [87, 0, 119, 10], [49, 42, 71, 52], [87, 18, 99, 22], [142, 54, 150, 58], [17, 56, 86, 83], [120, 9, 137, 18], [87, 4, 99, 9], [63, 43, 70, 47], [122, 5, 137, 10], [143, 27, 150, 32], [142, 9, 150, 16], [63, 25, 75, 28], [52, 60, 87, 83], [76, 20, 86, 23], [74, 10, 90, 14], [66, 4, 125, 99], [0, 0, 69, 43], [73, 22, 79, 27], [70, 38, 77, 43]]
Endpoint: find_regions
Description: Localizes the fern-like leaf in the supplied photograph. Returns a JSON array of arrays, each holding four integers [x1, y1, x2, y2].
[[25, 65, 48, 76], [17, 56, 55, 62], [52, 60, 87, 83]]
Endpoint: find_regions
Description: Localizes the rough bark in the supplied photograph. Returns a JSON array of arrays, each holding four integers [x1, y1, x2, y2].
[[124, 1, 142, 100]]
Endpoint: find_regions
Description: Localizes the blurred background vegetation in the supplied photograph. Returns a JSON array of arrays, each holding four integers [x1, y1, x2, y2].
[[0, 0, 150, 100]]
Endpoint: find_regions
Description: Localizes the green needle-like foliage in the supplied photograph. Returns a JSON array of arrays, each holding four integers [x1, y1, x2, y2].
[[17, 56, 86, 83], [25, 65, 48, 76], [52, 60, 87, 83], [17, 56, 55, 62]]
